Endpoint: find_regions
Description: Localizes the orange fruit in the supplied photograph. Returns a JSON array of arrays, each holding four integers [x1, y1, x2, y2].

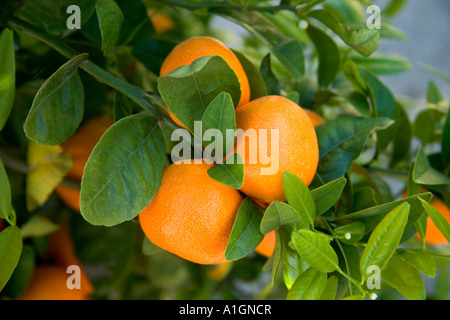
[[139, 160, 243, 265], [304, 109, 325, 127], [160, 36, 251, 128], [18, 265, 90, 300], [55, 117, 113, 211], [147, 9, 175, 34], [235, 95, 319, 203], [255, 230, 276, 258], [46, 222, 94, 296], [419, 199, 450, 246]]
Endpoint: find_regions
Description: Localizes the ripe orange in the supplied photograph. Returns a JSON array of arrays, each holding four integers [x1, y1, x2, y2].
[[55, 117, 113, 211], [235, 95, 319, 203], [18, 265, 90, 300], [147, 9, 175, 34], [420, 199, 450, 246], [139, 161, 244, 264], [304, 109, 325, 127], [46, 222, 94, 296], [160, 36, 251, 127], [255, 230, 276, 258]]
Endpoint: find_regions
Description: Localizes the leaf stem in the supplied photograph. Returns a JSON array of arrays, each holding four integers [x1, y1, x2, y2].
[[336, 266, 368, 297]]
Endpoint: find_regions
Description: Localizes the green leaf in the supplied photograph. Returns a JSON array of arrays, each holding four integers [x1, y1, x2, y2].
[[286, 268, 327, 300], [225, 198, 264, 261], [427, 80, 443, 104], [420, 63, 450, 85], [306, 23, 340, 87], [0, 29, 15, 132], [443, 110, 450, 167], [360, 203, 410, 279], [308, 9, 379, 57], [0, 159, 13, 223], [132, 40, 175, 75], [291, 229, 339, 273], [113, 91, 136, 122], [413, 108, 446, 144], [320, 276, 339, 300], [95, 0, 124, 55], [333, 193, 432, 230], [315, 116, 393, 182], [352, 187, 377, 212], [260, 201, 303, 234], [282, 229, 309, 290], [413, 145, 450, 185], [419, 198, 450, 244], [71, 214, 136, 291], [350, 53, 412, 75], [214, 9, 305, 78], [3, 245, 35, 299], [207, 154, 244, 189], [270, 229, 282, 288], [381, 254, 426, 300], [334, 221, 365, 244], [20, 215, 59, 239], [397, 249, 436, 278], [311, 177, 347, 216], [142, 236, 164, 256], [259, 53, 280, 95], [233, 50, 268, 101], [0, 225, 23, 291], [390, 103, 412, 167], [201, 92, 236, 160], [24, 53, 87, 146], [282, 172, 316, 226], [26, 141, 73, 211], [80, 114, 166, 226], [158, 55, 241, 133]]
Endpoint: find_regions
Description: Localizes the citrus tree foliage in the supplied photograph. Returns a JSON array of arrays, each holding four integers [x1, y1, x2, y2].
[[0, 0, 449, 300]]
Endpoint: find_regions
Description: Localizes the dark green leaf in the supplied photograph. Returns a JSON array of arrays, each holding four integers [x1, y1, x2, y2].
[[306, 23, 340, 87], [419, 198, 450, 244], [24, 54, 87, 146], [214, 9, 305, 78], [291, 229, 339, 273], [0, 225, 23, 291], [390, 103, 412, 167], [413, 145, 450, 185], [132, 40, 176, 75], [95, 0, 124, 55], [308, 9, 379, 57], [80, 114, 166, 226], [201, 92, 236, 160], [311, 177, 347, 216], [142, 236, 164, 256], [113, 91, 136, 122], [0, 159, 13, 222], [397, 249, 436, 278], [225, 198, 264, 261], [286, 268, 327, 300], [316, 116, 393, 182], [0, 28, 15, 132], [158, 55, 241, 133], [259, 53, 280, 95], [283, 172, 315, 226], [382, 254, 426, 300], [233, 50, 267, 101], [443, 110, 450, 167], [352, 187, 377, 212], [207, 154, 244, 189], [3, 245, 35, 299], [260, 202, 303, 234], [413, 108, 446, 144], [360, 203, 410, 278]]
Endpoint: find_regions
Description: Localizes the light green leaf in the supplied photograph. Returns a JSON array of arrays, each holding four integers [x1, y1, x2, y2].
[[397, 249, 436, 278], [419, 198, 450, 244], [286, 268, 327, 300], [382, 254, 426, 300], [291, 229, 339, 273], [96, 0, 124, 55], [24, 54, 87, 146], [80, 114, 166, 226], [225, 198, 264, 261], [311, 177, 347, 216], [0, 28, 15, 132], [334, 221, 366, 244], [320, 276, 339, 300], [360, 203, 410, 279], [413, 145, 450, 185], [0, 226, 23, 291], [282, 172, 315, 226], [20, 215, 59, 238], [260, 201, 303, 234], [0, 159, 13, 223]]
